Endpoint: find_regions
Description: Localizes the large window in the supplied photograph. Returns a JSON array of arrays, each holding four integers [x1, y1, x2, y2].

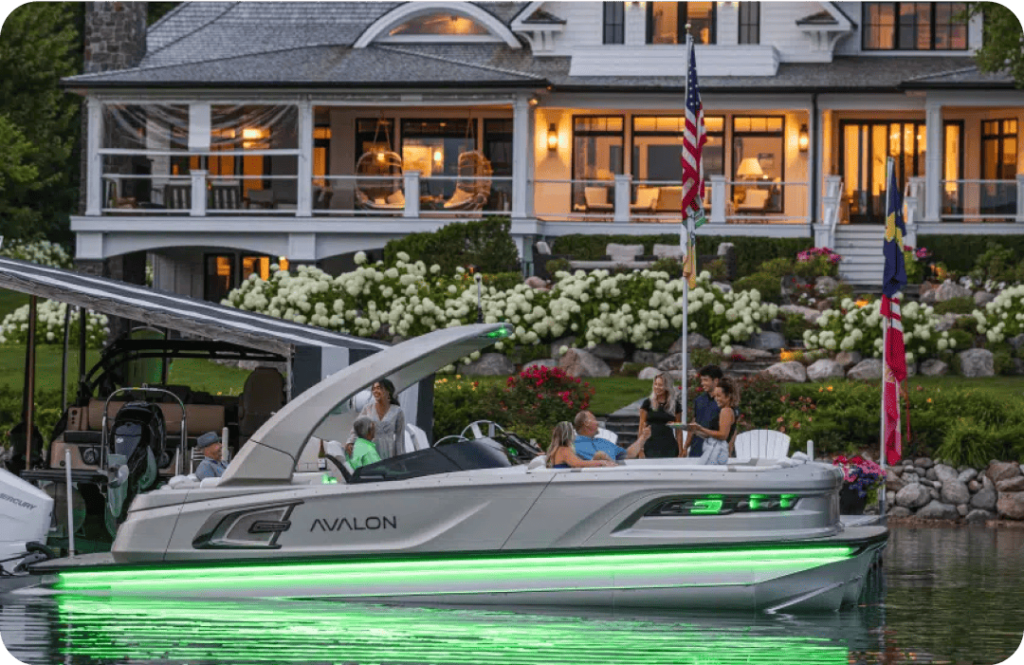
[[401, 119, 474, 198], [389, 13, 488, 36], [483, 119, 513, 211], [732, 116, 784, 214], [839, 120, 925, 224], [604, 2, 625, 44], [981, 118, 1018, 215], [647, 2, 716, 44], [572, 116, 624, 212], [738, 2, 760, 44], [863, 3, 967, 50]]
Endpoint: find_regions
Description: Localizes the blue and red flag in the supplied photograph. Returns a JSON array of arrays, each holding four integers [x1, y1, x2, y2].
[[880, 163, 907, 465]]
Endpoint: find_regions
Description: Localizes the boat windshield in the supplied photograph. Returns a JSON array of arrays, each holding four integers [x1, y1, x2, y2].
[[350, 439, 511, 484]]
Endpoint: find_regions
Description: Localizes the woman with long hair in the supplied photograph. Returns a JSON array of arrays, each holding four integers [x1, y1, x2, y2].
[[346, 378, 406, 459], [638, 372, 683, 458], [687, 377, 740, 466], [546, 422, 616, 469]]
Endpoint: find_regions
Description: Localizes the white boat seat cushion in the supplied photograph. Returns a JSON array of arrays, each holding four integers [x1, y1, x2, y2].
[[734, 430, 791, 462], [527, 454, 547, 470]]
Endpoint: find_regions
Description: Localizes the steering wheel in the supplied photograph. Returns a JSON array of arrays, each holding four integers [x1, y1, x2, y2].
[[461, 420, 507, 440], [433, 435, 470, 448]]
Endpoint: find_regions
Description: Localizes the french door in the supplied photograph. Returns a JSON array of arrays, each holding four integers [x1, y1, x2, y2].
[[840, 120, 925, 224]]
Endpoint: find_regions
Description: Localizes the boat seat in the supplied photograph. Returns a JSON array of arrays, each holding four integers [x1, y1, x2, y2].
[[164, 474, 199, 489], [86, 399, 225, 436], [596, 427, 618, 445], [526, 454, 547, 470], [199, 477, 223, 488], [238, 367, 285, 439], [404, 424, 430, 453]]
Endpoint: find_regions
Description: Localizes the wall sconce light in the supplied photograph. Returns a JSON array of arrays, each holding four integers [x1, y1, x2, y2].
[[798, 124, 809, 152], [547, 123, 558, 151]]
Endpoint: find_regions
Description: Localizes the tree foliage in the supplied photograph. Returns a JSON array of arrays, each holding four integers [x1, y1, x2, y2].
[[0, 2, 81, 244], [968, 2, 1024, 88]]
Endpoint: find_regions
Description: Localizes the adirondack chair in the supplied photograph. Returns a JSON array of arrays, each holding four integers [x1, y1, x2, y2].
[[733, 429, 791, 462]]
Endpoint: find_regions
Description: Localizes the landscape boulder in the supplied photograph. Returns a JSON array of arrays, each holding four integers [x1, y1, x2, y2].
[[969, 486, 998, 511], [847, 358, 883, 381], [996, 492, 1024, 520], [550, 336, 576, 358], [973, 291, 996, 306], [934, 280, 972, 302], [779, 304, 821, 324], [559, 349, 611, 378], [588, 342, 626, 361], [916, 501, 960, 520], [996, 476, 1024, 493], [815, 276, 839, 295], [965, 509, 996, 524], [957, 348, 994, 378], [746, 331, 786, 351], [919, 359, 949, 377], [632, 350, 666, 366], [986, 461, 1022, 484], [669, 333, 711, 353], [638, 366, 661, 381], [1009, 333, 1024, 353], [940, 480, 971, 506], [834, 351, 862, 369], [524, 276, 549, 290], [764, 361, 807, 383], [522, 359, 558, 372], [887, 506, 913, 518], [806, 359, 845, 382], [895, 484, 932, 509], [462, 353, 515, 377], [932, 464, 958, 483]]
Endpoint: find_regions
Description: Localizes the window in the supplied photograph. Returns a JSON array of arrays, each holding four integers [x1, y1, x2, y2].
[[204, 255, 234, 303], [604, 2, 625, 44], [389, 13, 488, 36], [863, 3, 967, 50], [572, 116, 624, 211], [981, 119, 1018, 216], [738, 2, 760, 44], [355, 118, 394, 169], [483, 119, 513, 211], [703, 116, 725, 179], [732, 116, 784, 214], [647, 2, 716, 44], [839, 120, 925, 223], [401, 119, 474, 198]]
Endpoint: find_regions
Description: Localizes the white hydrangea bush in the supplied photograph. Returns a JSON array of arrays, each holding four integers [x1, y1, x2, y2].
[[0, 301, 108, 348], [973, 284, 1024, 344], [802, 296, 952, 364], [224, 262, 779, 363], [0, 240, 73, 269]]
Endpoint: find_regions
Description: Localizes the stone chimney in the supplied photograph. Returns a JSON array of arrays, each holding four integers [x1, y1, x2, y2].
[[84, 2, 148, 74]]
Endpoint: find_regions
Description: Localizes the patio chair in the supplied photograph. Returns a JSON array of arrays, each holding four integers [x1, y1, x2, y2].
[[355, 188, 405, 212], [209, 183, 242, 210], [164, 184, 191, 211], [733, 429, 791, 462], [584, 186, 614, 213]]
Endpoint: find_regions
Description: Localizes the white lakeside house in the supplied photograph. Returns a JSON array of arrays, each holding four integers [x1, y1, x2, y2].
[[63, 1, 1024, 298]]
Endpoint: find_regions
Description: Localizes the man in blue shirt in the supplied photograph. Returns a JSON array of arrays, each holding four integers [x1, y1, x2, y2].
[[194, 431, 228, 480], [683, 365, 722, 458], [572, 411, 647, 461]]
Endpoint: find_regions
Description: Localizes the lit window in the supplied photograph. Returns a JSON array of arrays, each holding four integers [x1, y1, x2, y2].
[[389, 13, 489, 36]]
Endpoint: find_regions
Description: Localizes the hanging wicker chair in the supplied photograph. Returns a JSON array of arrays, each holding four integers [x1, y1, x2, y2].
[[355, 119, 404, 210], [443, 150, 493, 211]]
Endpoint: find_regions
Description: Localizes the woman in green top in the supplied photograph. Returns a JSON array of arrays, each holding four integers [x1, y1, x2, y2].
[[346, 416, 382, 469]]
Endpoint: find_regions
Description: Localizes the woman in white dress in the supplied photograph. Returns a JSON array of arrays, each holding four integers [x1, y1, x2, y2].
[[347, 378, 406, 459]]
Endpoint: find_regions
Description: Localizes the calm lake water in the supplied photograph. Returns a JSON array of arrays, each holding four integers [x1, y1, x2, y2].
[[1, 524, 1022, 665]]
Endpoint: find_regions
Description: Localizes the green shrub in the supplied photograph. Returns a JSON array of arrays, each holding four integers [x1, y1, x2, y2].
[[971, 242, 1018, 282], [935, 419, 1005, 470], [384, 217, 520, 275], [732, 373, 783, 434], [651, 257, 683, 278], [920, 235, 1024, 274], [431, 376, 500, 441], [0, 386, 65, 452], [618, 362, 646, 376], [782, 312, 814, 342], [704, 258, 728, 281], [933, 297, 975, 315], [733, 272, 782, 303], [689, 348, 721, 370], [758, 257, 795, 279], [993, 349, 1015, 375], [946, 329, 973, 354], [545, 258, 572, 276]]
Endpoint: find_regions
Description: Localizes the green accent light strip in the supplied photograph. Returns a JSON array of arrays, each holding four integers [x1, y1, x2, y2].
[[320, 474, 337, 484], [54, 595, 850, 664], [691, 499, 724, 514], [55, 545, 855, 593]]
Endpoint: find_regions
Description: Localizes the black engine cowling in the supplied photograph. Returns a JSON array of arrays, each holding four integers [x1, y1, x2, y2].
[[109, 401, 166, 490]]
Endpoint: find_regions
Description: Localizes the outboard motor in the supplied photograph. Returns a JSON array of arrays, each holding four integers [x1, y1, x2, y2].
[[0, 467, 54, 576], [105, 401, 166, 536]]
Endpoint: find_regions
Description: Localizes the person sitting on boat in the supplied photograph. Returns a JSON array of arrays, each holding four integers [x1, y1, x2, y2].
[[682, 364, 723, 458], [194, 431, 227, 480], [638, 371, 683, 458], [345, 416, 382, 470], [687, 377, 740, 466], [346, 378, 406, 459], [572, 410, 648, 461], [546, 422, 617, 469]]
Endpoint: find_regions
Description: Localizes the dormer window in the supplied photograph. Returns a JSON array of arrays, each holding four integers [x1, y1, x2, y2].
[[647, 2, 716, 45], [389, 13, 489, 36]]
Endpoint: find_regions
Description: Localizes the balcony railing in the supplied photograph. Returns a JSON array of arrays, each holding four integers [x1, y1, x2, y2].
[[939, 177, 1024, 222], [312, 173, 513, 218], [534, 174, 810, 224], [101, 172, 300, 215]]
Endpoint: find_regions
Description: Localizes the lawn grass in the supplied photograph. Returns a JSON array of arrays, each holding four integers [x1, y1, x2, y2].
[[0, 344, 251, 396], [0, 289, 29, 321]]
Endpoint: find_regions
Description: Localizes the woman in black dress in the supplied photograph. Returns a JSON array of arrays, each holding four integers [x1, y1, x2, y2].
[[638, 372, 682, 458]]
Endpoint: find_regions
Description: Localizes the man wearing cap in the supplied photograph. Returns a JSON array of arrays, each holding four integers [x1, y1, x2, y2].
[[195, 431, 227, 480]]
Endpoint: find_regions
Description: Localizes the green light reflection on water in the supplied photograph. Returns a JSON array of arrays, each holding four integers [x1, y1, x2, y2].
[[55, 595, 851, 665]]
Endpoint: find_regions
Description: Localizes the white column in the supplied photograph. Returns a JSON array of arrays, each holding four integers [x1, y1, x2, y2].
[[86, 97, 103, 216], [710, 175, 726, 223], [297, 99, 313, 217], [190, 170, 206, 217], [512, 96, 532, 219], [403, 171, 421, 218], [925, 101, 943, 222], [613, 174, 631, 223], [1017, 174, 1024, 223]]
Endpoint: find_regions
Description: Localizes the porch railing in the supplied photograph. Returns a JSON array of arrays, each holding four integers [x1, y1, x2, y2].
[[533, 174, 811, 224], [311, 173, 514, 218], [939, 176, 1024, 222]]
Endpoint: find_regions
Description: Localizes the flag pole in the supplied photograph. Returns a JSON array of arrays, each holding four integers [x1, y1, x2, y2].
[[680, 27, 693, 441], [879, 156, 893, 517]]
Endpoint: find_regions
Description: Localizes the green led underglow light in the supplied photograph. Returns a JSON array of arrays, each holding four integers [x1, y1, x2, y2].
[[780, 494, 798, 509], [485, 327, 510, 338], [54, 595, 851, 664], [691, 499, 723, 514], [55, 545, 856, 594], [321, 474, 337, 484]]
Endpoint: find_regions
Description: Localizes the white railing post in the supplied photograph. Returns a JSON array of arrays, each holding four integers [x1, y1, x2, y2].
[[925, 103, 943, 222], [1017, 174, 1024, 223], [404, 171, 420, 218], [905, 176, 923, 247], [86, 98, 103, 216], [818, 175, 842, 248], [190, 170, 206, 217], [297, 99, 313, 217], [710, 175, 726, 223], [614, 174, 631, 223]]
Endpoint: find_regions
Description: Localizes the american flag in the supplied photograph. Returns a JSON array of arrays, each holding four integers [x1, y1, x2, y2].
[[681, 37, 707, 222], [881, 161, 907, 465]]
